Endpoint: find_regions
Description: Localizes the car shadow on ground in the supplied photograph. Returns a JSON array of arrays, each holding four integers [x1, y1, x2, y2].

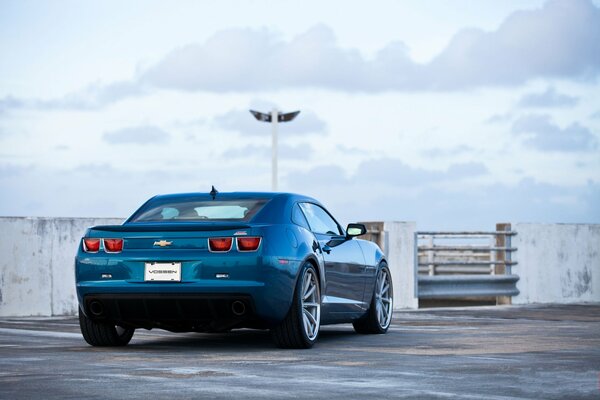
[[119, 326, 360, 352]]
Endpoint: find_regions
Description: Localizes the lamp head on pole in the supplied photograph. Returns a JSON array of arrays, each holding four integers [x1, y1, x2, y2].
[[249, 108, 301, 193], [249, 110, 300, 123]]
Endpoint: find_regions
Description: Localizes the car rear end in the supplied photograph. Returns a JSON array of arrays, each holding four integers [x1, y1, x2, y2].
[[75, 194, 299, 333]]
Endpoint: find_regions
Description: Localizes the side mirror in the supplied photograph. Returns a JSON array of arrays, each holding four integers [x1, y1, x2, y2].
[[346, 223, 367, 238]]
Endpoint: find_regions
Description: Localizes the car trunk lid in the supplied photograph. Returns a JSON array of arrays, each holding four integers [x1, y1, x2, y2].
[[86, 223, 259, 251]]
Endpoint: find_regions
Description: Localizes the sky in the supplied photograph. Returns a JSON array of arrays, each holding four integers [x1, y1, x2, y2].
[[0, 0, 599, 229]]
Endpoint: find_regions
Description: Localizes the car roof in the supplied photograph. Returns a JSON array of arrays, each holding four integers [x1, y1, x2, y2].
[[126, 192, 328, 225], [152, 192, 318, 203]]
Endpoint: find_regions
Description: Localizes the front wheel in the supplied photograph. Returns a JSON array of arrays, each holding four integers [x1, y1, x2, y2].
[[271, 263, 321, 349], [353, 264, 393, 334], [79, 308, 135, 346]]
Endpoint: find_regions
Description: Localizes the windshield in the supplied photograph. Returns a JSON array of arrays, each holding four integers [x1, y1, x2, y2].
[[129, 198, 269, 222]]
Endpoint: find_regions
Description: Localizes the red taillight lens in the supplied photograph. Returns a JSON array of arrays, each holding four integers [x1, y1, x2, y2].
[[103, 239, 123, 253], [83, 238, 100, 252], [209, 237, 232, 252], [237, 237, 261, 252]]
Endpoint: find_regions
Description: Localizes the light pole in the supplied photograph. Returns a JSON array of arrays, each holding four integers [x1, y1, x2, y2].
[[250, 108, 300, 191]]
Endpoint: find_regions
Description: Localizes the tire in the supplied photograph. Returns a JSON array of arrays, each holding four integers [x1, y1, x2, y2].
[[271, 263, 321, 349], [353, 263, 393, 334], [78, 307, 135, 346]]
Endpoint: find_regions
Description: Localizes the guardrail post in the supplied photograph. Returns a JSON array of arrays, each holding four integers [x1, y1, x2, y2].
[[495, 223, 512, 305], [489, 235, 496, 275], [427, 235, 434, 276]]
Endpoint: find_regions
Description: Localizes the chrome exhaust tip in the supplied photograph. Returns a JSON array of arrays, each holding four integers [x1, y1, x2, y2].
[[231, 301, 246, 316], [89, 301, 104, 317]]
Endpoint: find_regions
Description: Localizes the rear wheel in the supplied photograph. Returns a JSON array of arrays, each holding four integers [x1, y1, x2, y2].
[[271, 263, 321, 349], [78, 308, 135, 346], [353, 264, 393, 334]]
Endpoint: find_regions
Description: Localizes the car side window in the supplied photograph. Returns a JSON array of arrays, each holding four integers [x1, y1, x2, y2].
[[292, 204, 310, 230], [299, 203, 342, 236]]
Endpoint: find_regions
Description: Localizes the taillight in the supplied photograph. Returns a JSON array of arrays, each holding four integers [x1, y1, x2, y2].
[[237, 237, 261, 252], [209, 237, 232, 252], [103, 238, 123, 253], [83, 238, 100, 253]]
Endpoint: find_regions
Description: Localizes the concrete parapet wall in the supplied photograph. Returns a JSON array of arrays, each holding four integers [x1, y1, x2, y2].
[[512, 223, 600, 304], [383, 221, 418, 310], [359, 221, 418, 310], [0, 217, 122, 316], [1, 218, 597, 316]]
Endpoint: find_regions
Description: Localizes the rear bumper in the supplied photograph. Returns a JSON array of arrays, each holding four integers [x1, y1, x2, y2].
[[75, 254, 302, 327], [82, 293, 258, 332], [76, 279, 292, 327]]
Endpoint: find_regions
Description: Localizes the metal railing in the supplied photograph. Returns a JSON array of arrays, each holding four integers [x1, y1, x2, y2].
[[359, 222, 520, 304], [417, 230, 517, 276], [415, 224, 519, 301]]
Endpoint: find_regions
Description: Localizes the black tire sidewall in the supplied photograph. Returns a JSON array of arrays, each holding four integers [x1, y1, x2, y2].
[[79, 307, 134, 346]]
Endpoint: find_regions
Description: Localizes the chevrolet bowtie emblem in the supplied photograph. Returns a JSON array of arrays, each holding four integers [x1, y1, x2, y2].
[[154, 240, 173, 247]]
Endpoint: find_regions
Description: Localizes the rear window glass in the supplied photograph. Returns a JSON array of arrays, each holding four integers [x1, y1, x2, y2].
[[130, 199, 269, 222]]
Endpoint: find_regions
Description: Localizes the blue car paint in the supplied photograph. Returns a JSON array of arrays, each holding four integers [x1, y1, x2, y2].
[[75, 192, 386, 330]]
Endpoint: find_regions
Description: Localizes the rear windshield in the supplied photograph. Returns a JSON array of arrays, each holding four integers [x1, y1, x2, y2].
[[129, 198, 269, 222]]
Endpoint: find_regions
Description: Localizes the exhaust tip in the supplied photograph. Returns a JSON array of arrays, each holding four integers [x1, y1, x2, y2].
[[89, 301, 104, 317], [231, 301, 246, 316]]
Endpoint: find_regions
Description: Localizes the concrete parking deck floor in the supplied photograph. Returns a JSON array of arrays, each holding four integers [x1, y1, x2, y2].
[[1, 304, 599, 399]]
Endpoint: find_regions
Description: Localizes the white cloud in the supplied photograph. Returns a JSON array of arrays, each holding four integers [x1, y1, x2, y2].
[[1, 0, 599, 229], [336, 144, 371, 156], [1, 156, 598, 229], [370, 178, 600, 230], [422, 0, 600, 89], [288, 159, 488, 189], [485, 112, 514, 124], [283, 163, 600, 229], [103, 125, 170, 145], [421, 145, 473, 157], [0, 162, 270, 217], [517, 87, 579, 108], [0, 96, 25, 114], [140, 0, 600, 93], [0, 81, 143, 112], [2, 0, 599, 114], [222, 143, 313, 160], [511, 114, 598, 152]]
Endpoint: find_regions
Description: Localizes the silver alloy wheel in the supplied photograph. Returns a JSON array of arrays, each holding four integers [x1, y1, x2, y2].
[[375, 268, 393, 329], [301, 268, 321, 341]]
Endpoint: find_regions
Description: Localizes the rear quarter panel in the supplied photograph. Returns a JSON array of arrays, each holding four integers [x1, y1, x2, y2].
[[355, 239, 386, 303]]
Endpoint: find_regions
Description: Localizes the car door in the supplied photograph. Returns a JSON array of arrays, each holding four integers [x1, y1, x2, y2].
[[298, 203, 368, 314]]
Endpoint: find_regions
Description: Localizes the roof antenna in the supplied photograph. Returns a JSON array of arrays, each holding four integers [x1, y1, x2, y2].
[[210, 185, 218, 200]]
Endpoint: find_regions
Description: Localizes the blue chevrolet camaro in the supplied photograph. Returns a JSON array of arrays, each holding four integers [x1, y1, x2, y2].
[[75, 191, 393, 348]]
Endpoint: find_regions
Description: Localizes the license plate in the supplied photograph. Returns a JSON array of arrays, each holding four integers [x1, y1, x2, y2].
[[144, 262, 181, 282]]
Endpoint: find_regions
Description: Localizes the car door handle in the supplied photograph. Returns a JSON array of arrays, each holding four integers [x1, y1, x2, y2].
[[322, 245, 332, 254]]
